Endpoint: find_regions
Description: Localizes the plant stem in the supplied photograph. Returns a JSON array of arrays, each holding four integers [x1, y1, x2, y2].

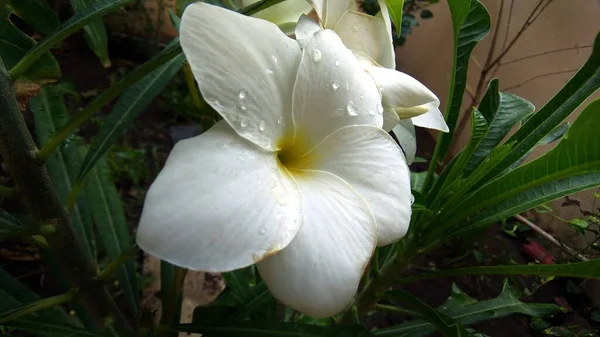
[[97, 245, 140, 282], [157, 267, 187, 337], [0, 185, 16, 198], [375, 304, 421, 317], [0, 292, 75, 324], [240, 0, 285, 15], [183, 61, 205, 112], [0, 59, 126, 328], [36, 45, 183, 161]]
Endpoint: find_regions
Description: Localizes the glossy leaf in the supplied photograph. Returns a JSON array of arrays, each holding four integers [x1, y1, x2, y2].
[[9, 0, 133, 78], [69, 0, 111, 67], [376, 280, 560, 336], [506, 122, 569, 171], [170, 322, 374, 337], [385, 290, 472, 337], [438, 0, 490, 157], [84, 153, 138, 314], [384, 0, 404, 34], [483, 31, 600, 179], [464, 84, 535, 174], [31, 86, 95, 260], [398, 259, 600, 284], [8, 0, 59, 35], [77, 50, 185, 180], [0, 7, 60, 81], [444, 99, 600, 235]]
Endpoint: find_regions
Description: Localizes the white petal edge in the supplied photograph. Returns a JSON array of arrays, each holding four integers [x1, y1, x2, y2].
[[252, 0, 313, 31], [393, 119, 417, 164], [308, 0, 356, 28], [382, 106, 400, 132], [376, 0, 395, 69], [258, 170, 376, 317], [334, 11, 388, 64], [180, 3, 301, 151], [411, 101, 450, 132], [137, 122, 302, 272], [296, 125, 411, 246], [367, 65, 439, 109], [295, 14, 322, 48], [292, 29, 383, 153]]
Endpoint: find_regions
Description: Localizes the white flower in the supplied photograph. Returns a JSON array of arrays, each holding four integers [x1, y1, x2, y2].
[[242, 0, 313, 34], [299, 0, 449, 163], [136, 3, 412, 317]]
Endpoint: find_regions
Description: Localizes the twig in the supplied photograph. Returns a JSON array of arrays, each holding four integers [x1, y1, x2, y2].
[[514, 214, 588, 262], [97, 245, 140, 282], [501, 0, 514, 51], [501, 69, 578, 91], [500, 45, 593, 66]]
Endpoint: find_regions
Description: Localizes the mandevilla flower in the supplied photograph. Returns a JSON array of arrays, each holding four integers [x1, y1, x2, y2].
[[137, 3, 413, 317], [299, 0, 449, 163]]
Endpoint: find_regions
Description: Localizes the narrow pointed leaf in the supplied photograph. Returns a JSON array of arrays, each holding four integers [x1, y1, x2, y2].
[[69, 0, 111, 67], [384, 0, 404, 34], [506, 122, 569, 170], [171, 322, 374, 337], [0, 209, 32, 241], [31, 86, 95, 260], [9, 0, 133, 78], [77, 48, 185, 180], [375, 281, 560, 336], [3, 317, 104, 337], [84, 154, 138, 314], [444, 99, 600, 235], [8, 0, 60, 35]]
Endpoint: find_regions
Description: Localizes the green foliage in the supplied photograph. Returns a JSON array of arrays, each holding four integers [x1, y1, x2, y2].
[[69, 0, 111, 67], [7, 0, 59, 35], [171, 322, 374, 336]]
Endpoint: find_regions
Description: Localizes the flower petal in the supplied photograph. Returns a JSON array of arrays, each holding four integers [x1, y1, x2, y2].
[[382, 106, 400, 132], [308, 0, 356, 28], [296, 125, 411, 246], [258, 170, 376, 317], [252, 0, 313, 33], [367, 65, 438, 109], [411, 101, 450, 132], [137, 122, 302, 272], [292, 29, 383, 153], [334, 11, 388, 65], [393, 119, 417, 164], [295, 14, 322, 48], [376, 0, 395, 69], [180, 3, 301, 151]]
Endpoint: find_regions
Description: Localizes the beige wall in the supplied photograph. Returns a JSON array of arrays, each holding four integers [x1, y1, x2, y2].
[[395, 0, 600, 249]]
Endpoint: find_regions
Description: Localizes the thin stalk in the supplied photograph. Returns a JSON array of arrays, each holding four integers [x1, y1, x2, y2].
[[0, 292, 75, 324], [36, 45, 183, 161], [97, 245, 140, 282], [240, 0, 285, 15], [375, 304, 422, 317], [0, 185, 16, 198], [0, 59, 126, 328], [157, 267, 188, 337], [182, 61, 205, 112]]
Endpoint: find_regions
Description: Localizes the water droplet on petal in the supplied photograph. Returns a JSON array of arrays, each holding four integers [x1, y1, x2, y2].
[[377, 104, 384, 114], [259, 120, 266, 131], [312, 48, 322, 62], [238, 89, 246, 99], [240, 117, 249, 128], [271, 55, 279, 69], [352, 25, 358, 32], [260, 227, 267, 235], [277, 116, 284, 125], [335, 59, 340, 66], [347, 101, 358, 116], [332, 80, 340, 90], [239, 104, 247, 112], [346, 83, 350, 91], [410, 194, 415, 205], [266, 68, 274, 74], [212, 100, 224, 109], [368, 109, 376, 116]]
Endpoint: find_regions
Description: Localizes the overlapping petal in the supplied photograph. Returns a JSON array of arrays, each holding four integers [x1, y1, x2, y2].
[[292, 29, 383, 153], [367, 65, 438, 109], [249, 0, 313, 34], [393, 119, 417, 164], [258, 170, 376, 317], [411, 101, 450, 132], [295, 14, 321, 48], [137, 122, 302, 272], [334, 11, 388, 65], [309, 0, 356, 28], [180, 3, 301, 151], [296, 126, 411, 245], [375, 0, 395, 69]]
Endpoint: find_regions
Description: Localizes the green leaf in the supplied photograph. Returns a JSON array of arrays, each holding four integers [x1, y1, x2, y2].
[[9, 0, 133, 79], [443, 99, 600, 235], [84, 153, 138, 314], [397, 259, 600, 284], [385, 290, 472, 337], [8, 0, 59, 35], [0, 7, 60, 81], [483, 31, 600, 179], [78, 49, 185, 180], [506, 122, 570, 171], [410, 171, 427, 193], [31, 85, 95, 260], [170, 322, 374, 337], [437, 0, 490, 158], [383, 0, 404, 35], [223, 266, 256, 305], [376, 280, 560, 337], [464, 86, 535, 174], [3, 318, 104, 337], [69, 0, 111, 67], [0, 209, 32, 242]]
